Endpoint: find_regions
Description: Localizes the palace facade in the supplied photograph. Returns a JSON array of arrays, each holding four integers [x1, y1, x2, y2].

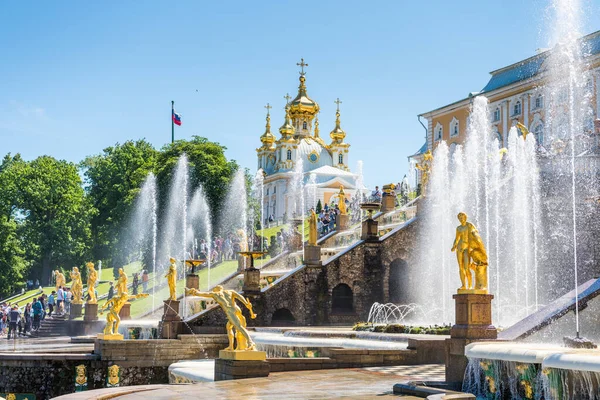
[[410, 29, 600, 183]]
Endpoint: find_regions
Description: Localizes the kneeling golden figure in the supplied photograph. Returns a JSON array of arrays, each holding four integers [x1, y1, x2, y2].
[[186, 285, 257, 351]]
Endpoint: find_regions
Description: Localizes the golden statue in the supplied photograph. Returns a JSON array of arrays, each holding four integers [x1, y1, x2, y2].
[[166, 257, 177, 301], [451, 212, 489, 293], [116, 267, 127, 297], [415, 150, 433, 196], [86, 262, 98, 304], [100, 292, 148, 338], [382, 183, 396, 195], [237, 229, 248, 253], [308, 209, 318, 246], [337, 185, 347, 215], [54, 270, 66, 291], [69, 267, 84, 304], [516, 122, 530, 141], [185, 286, 257, 351]]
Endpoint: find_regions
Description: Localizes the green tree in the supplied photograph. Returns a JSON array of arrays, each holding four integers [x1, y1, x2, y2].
[[0, 154, 27, 296], [15, 156, 92, 284], [82, 140, 157, 267], [316, 199, 323, 214]]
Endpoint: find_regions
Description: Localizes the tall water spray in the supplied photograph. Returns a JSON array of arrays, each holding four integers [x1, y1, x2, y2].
[[128, 173, 158, 311], [419, 96, 543, 327], [544, 0, 598, 337], [307, 173, 317, 211], [158, 155, 189, 304], [253, 170, 265, 253], [221, 169, 249, 256], [289, 157, 305, 247], [189, 185, 212, 290]]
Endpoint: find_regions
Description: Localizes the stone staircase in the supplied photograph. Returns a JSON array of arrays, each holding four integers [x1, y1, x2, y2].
[[31, 314, 69, 337]]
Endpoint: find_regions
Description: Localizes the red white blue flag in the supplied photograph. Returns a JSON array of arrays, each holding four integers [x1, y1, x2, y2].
[[172, 110, 182, 126]]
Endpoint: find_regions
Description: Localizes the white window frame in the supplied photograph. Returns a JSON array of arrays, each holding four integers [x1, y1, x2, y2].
[[287, 149, 292, 160], [493, 107, 501, 122], [338, 153, 343, 164], [534, 95, 543, 110], [450, 117, 459, 138], [434, 122, 443, 141], [513, 100, 522, 116]]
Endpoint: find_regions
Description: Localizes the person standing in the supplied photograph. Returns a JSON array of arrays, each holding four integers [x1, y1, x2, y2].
[[47, 291, 56, 317], [7, 305, 20, 340], [107, 282, 115, 300], [64, 288, 71, 314], [57, 286, 64, 315], [24, 303, 32, 334], [142, 270, 149, 294], [132, 273, 139, 295], [32, 298, 42, 330]]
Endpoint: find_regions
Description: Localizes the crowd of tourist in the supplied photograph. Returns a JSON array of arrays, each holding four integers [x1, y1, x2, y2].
[[0, 295, 48, 339]]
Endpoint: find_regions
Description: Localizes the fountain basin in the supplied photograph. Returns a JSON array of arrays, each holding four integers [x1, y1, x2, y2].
[[465, 342, 563, 364], [543, 352, 600, 373]]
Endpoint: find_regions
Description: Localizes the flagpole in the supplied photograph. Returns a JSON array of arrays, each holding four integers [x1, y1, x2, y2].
[[171, 100, 175, 143]]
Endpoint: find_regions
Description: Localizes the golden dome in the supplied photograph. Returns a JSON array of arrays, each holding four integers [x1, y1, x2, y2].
[[260, 112, 275, 147], [289, 75, 320, 121], [279, 106, 295, 138], [330, 110, 346, 142]]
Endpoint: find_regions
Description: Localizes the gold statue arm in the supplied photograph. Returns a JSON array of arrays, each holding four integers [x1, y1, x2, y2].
[[232, 292, 256, 319], [127, 293, 149, 301], [451, 229, 460, 252], [100, 298, 115, 313], [185, 287, 213, 298]]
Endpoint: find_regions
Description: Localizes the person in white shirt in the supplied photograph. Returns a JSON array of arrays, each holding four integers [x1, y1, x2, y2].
[[57, 287, 64, 315]]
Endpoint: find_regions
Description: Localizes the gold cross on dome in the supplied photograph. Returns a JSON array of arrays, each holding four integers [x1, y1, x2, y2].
[[284, 93, 292, 104], [264, 103, 272, 116], [297, 58, 308, 75], [335, 98, 342, 111]]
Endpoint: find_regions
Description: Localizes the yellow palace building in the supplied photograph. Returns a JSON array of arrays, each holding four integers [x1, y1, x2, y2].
[[410, 29, 600, 182]]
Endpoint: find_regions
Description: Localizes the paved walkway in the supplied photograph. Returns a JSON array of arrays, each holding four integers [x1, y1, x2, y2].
[[55, 365, 445, 399]]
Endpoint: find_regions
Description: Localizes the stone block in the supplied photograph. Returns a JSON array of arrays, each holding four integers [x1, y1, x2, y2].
[[336, 213, 350, 231], [303, 244, 322, 266], [186, 274, 199, 290], [242, 267, 261, 295], [69, 303, 83, 320], [381, 194, 396, 212], [219, 349, 266, 361], [163, 300, 181, 319], [84, 303, 99, 321], [214, 358, 269, 381], [118, 302, 131, 320]]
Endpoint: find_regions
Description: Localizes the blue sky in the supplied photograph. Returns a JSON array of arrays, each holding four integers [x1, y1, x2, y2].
[[1, 1, 599, 188]]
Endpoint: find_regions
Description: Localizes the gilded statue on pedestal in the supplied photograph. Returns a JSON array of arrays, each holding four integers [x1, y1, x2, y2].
[[70, 267, 84, 304], [337, 185, 347, 215], [166, 257, 177, 301], [451, 212, 488, 293], [86, 262, 98, 304], [308, 209, 318, 246], [415, 149, 433, 196], [54, 270, 66, 291], [116, 267, 128, 296], [100, 292, 148, 337], [185, 285, 257, 351]]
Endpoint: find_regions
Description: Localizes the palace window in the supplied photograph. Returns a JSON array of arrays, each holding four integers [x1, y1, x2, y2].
[[450, 117, 459, 137], [303, 121, 307, 130], [513, 101, 522, 116], [266, 188, 269, 195], [493, 107, 500, 122], [434, 123, 443, 141], [287, 150, 292, 160], [533, 123, 544, 146], [535, 95, 543, 109], [338, 153, 343, 164]]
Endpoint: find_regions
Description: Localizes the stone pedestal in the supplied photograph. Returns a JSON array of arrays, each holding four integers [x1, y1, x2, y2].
[[84, 303, 98, 321], [445, 293, 496, 384], [381, 194, 396, 213], [303, 244, 322, 267], [361, 218, 379, 241], [97, 333, 123, 341], [336, 213, 350, 231], [186, 274, 199, 290], [242, 267, 261, 296], [118, 302, 131, 320], [69, 303, 83, 320], [214, 355, 269, 381], [160, 299, 182, 339]]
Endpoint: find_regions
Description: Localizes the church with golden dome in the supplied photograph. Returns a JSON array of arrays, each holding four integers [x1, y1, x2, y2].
[[257, 59, 358, 221]]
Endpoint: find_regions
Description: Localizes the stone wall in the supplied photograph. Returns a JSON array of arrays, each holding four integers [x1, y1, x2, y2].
[[0, 355, 167, 400], [189, 218, 420, 327]]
